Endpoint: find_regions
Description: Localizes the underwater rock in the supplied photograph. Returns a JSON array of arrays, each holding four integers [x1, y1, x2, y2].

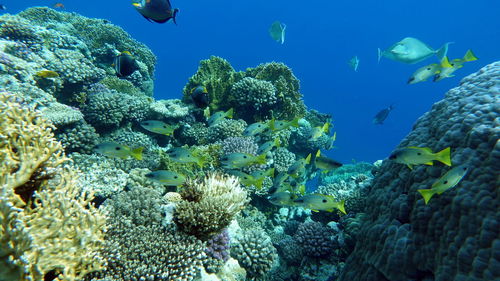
[[339, 62, 500, 281]]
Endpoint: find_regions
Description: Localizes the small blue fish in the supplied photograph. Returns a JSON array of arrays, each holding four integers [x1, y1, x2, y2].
[[373, 105, 394, 125]]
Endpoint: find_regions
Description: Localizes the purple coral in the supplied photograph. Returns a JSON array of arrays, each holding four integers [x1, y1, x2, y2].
[[205, 230, 230, 262], [294, 221, 337, 258]]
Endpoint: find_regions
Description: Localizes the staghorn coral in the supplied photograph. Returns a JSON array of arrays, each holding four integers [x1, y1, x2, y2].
[[230, 228, 278, 279], [0, 92, 106, 281], [174, 173, 249, 240]]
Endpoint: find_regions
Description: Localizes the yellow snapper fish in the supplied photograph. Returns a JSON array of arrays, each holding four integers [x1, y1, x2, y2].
[[256, 139, 280, 155], [269, 117, 300, 131], [267, 192, 298, 206], [269, 171, 290, 194], [418, 164, 469, 204], [287, 153, 312, 177], [36, 70, 59, 78], [243, 121, 270, 137], [145, 170, 186, 186], [433, 49, 478, 82], [309, 122, 330, 142], [389, 146, 451, 169], [140, 120, 179, 136], [293, 194, 346, 214], [269, 21, 286, 44], [220, 153, 267, 169], [378, 37, 452, 64], [227, 170, 265, 190], [168, 147, 206, 167], [94, 142, 144, 160], [208, 108, 233, 127], [407, 57, 453, 84], [314, 150, 343, 172], [251, 168, 275, 179]]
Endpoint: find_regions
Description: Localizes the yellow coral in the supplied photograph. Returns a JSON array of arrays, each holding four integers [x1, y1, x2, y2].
[[0, 92, 106, 281]]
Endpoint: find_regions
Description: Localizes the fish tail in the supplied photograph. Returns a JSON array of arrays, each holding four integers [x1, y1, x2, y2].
[[377, 48, 382, 63], [337, 200, 347, 215], [305, 153, 312, 165], [131, 147, 144, 160], [435, 147, 451, 166], [255, 153, 267, 165], [197, 155, 207, 168], [290, 116, 300, 127], [268, 118, 276, 131], [254, 177, 265, 190], [226, 108, 234, 119], [172, 8, 179, 25], [436, 42, 453, 61], [417, 189, 436, 205], [322, 122, 330, 133], [265, 167, 275, 177], [463, 49, 478, 62]]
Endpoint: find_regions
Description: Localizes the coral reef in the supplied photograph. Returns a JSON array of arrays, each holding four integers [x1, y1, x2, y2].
[[174, 174, 250, 240], [208, 118, 247, 142], [231, 77, 277, 120], [271, 147, 296, 173], [204, 230, 231, 273], [340, 62, 500, 281], [56, 120, 100, 154], [294, 221, 337, 258], [231, 228, 279, 279], [0, 92, 105, 281]]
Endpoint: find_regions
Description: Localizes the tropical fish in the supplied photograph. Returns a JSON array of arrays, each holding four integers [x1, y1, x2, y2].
[[220, 153, 267, 169], [140, 120, 178, 136], [53, 3, 65, 9], [190, 85, 209, 108], [378, 37, 452, 64], [288, 153, 312, 178], [145, 170, 186, 186], [309, 123, 329, 141], [389, 146, 451, 169], [418, 164, 469, 204], [314, 150, 343, 172], [269, 171, 289, 194], [243, 121, 270, 137], [325, 132, 337, 150], [348, 56, 359, 72], [267, 192, 298, 206], [227, 170, 265, 190], [114, 51, 138, 77], [269, 21, 286, 44], [250, 168, 275, 179], [94, 142, 144, 160], [256, 139, 280, 155], [207, 108, 233, 127], [434, 49, 478, 82], [407, 56, 453, 84], [269, 117, 300, 131], [373, 105, 394, 124], [0, 4, 7, 11], [168, 147, 205, 167], [132, 0, 179, 24], [293, 194, 346, 214], [36, 70, 59, 78]]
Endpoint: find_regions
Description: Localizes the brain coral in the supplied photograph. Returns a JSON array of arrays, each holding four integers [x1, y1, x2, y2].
[[339, 62, 500, 281], [294, 221, 337, 258]]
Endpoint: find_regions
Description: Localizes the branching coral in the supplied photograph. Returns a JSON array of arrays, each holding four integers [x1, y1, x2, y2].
[[174, 173, 249, 240], [0, 92, 106, 281]]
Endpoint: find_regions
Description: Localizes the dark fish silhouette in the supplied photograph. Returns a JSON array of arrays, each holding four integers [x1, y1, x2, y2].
[[0, 4, 7, 10], [373, 105, 394, 125], [114, 51, 138, 77], [132, 0, 179, 24], [190, 86, 209, 108]]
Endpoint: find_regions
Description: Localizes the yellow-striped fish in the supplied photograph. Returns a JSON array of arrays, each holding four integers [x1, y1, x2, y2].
[[418, 164, 469, 204], [94, 142, 144, 160]]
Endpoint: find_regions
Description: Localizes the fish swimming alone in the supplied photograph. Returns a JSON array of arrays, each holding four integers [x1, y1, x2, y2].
[[94, 142, 144, 160], [373, 105, 394, 124], [267, 192, 298, 206], [378, 37, 452, 64], [293, 194, 346, 214], [132, 0, 179, 24], [140, 120, 178, 136], [0, 4, 6, 10], [207, 108, 233, 127], [418, 164, 469, 204], [389, 146, 451, 169], [190, 86, 210, 108], [114, 51, 138, 77], [433, 49, 478, 82], [348, 56, 360, 72], [36, 70, 59, 78], [269, 21, 286, 44], [145, 170, 186, 186]]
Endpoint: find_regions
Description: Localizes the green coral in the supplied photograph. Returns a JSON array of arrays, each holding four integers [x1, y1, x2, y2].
[[182, 56, 243, 112]]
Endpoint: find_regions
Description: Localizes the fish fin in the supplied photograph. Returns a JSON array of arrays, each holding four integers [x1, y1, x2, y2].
[[322, 122, 330, 133], [268, 118, 276, 131], [436, 42, 453, 61], [254, 177, 265, 190], [440, 57, 453, 68], [311, 209, 320, 213], [435, 147, 452, 166], [290, 117, 300, 127], [305, 153, 312, 165], [407, 164, 413, 170], [256, 153, 267, 165], [316, 150, 321, 158], [226, 108, 234, 119], [274, 138, 281, 148], [424, 161, 434, 166], [298, 185, 305, 195], [417, 189, 435, 204], [265, 167, 275, 177], [337, 200, 347, 215], [377, 48, 382, 63], [172, 8, 179, 25], [131, 147, 144, 160], [463, 49, 478, 62]]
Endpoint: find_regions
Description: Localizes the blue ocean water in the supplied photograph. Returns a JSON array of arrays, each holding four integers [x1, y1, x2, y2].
[[5, 0, 499, 163]]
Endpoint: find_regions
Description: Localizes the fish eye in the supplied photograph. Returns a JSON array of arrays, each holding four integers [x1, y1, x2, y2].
[[389, 155, 396, 159], [296, 199, 303, 203], [322, 199, 327, 203], [115, 147, 121, 150], [174, 176, 178, 179], [144, 122, 149, 126], [258, 125, 261, 127], [427, 67, 431, 70], [243, 177, 248, 179], [443, 180, 448, 184], [463, 167, 467, 171], [163, 125, 167, 128], [145, 173, 153, 178], [243, 155, 247, 158], [417, 152, 421, 155]]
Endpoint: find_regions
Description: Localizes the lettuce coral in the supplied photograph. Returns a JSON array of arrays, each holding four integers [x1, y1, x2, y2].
[[0, 92, 106, 281]]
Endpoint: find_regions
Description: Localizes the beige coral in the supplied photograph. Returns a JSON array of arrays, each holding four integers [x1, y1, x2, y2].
[[0, 92, 106, 281]]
